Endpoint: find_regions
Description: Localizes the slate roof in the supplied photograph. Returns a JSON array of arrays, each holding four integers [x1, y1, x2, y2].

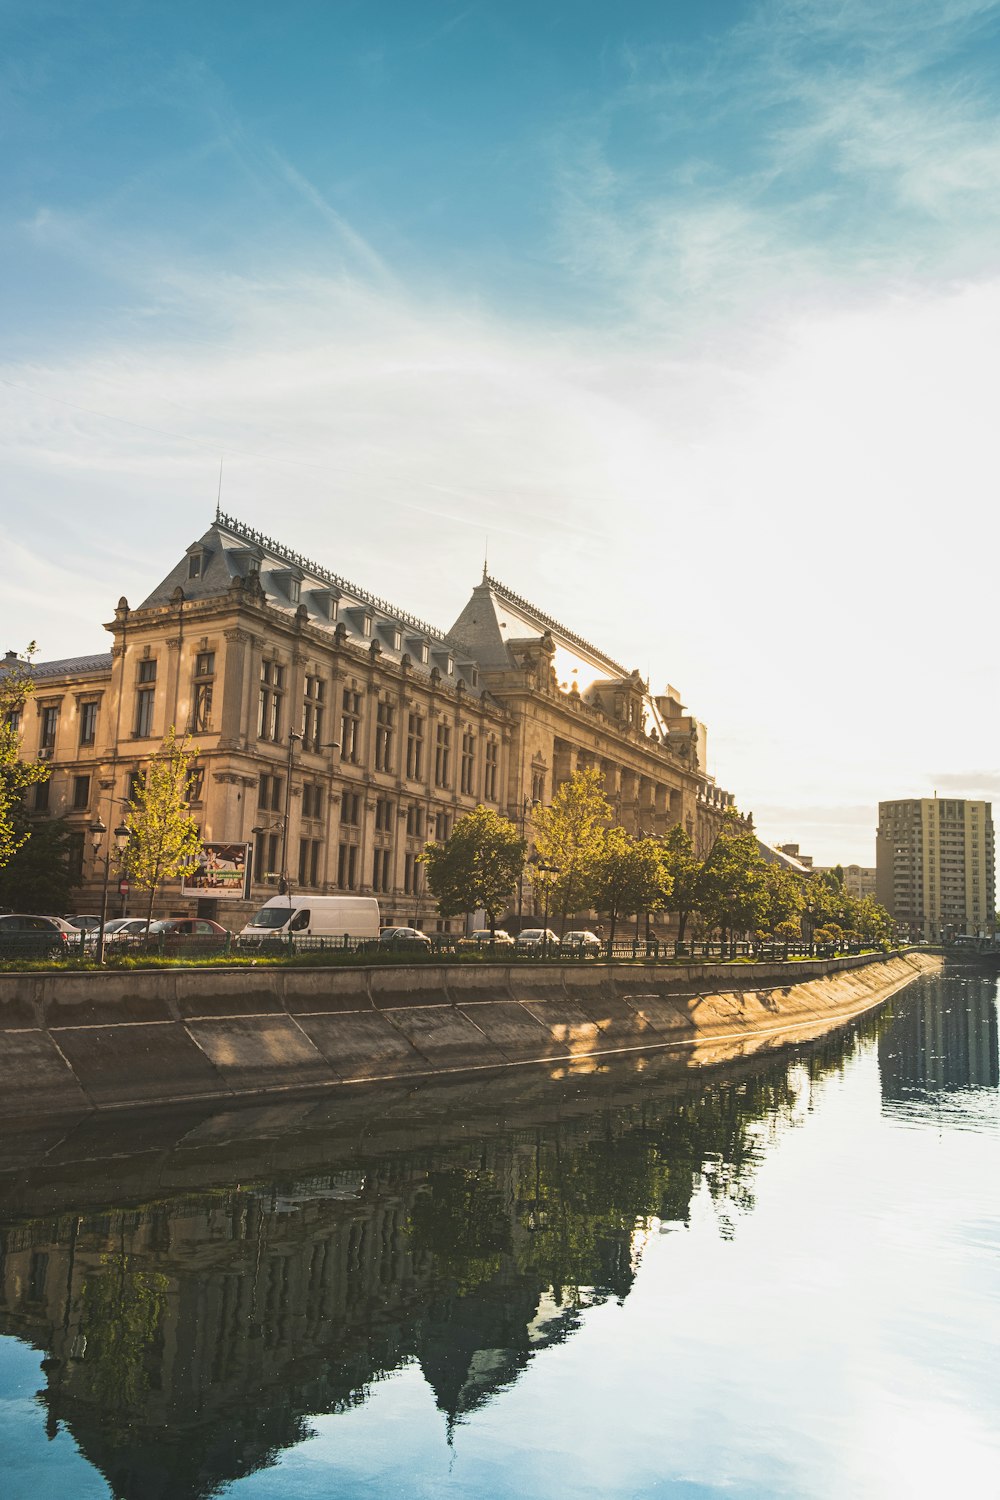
[[138, 511, 482, 693], [0, 652, 112, 681]]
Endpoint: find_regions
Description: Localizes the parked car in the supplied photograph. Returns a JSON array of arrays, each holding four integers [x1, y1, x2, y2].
[[146, 918, 229, 952], [515, 928, 560, 952], [64, 915, 103, 932], [458, 929, 515, 949], [561, 930, 602, 954], [0, 913, 79, 958], [101, 917, 154, 945], [378, 926, 432, 950]]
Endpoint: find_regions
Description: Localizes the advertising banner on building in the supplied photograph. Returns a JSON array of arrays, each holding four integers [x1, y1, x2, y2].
[[182, 842, 252, 900]]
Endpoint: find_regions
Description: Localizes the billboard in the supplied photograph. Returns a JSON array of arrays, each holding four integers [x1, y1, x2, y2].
[[182, 842, 252, 900]]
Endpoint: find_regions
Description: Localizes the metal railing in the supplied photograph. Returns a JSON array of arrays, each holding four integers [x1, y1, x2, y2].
[[0, 930, 881, 966]]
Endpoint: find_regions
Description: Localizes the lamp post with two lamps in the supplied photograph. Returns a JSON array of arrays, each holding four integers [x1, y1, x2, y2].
[[528, 855, 561, 956], [89, 817, 130, 965]]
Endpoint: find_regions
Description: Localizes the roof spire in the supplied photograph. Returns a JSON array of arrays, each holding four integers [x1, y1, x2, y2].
[[482, 535, 489, 583], [215, 457, 223, 522]]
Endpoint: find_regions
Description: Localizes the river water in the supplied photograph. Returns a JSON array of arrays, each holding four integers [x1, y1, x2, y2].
[[0, 969, 997, 1500]]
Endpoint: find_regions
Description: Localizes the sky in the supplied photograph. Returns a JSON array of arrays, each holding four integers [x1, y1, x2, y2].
[[2, 0, 1000, 866]]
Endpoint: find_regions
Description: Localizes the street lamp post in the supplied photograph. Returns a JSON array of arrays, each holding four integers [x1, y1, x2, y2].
[[529, 856, 561, 956], [89, 817, 130, 965]]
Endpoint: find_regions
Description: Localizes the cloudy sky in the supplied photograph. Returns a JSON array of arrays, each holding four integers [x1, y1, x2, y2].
[[3, 0, 999, 864]]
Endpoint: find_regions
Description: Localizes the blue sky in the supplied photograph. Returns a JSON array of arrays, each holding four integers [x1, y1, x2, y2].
[[4, 0, 1000, 863]]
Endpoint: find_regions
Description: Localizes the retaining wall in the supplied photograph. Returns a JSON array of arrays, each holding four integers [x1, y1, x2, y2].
[[0, 950, 942, 1122]]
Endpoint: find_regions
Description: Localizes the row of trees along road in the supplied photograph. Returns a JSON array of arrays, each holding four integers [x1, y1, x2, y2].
[[421, 768, 895, 946], [0, 647, 203, 920]]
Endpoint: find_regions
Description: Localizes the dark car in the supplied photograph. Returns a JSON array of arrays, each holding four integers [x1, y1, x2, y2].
[[0, 913, 78, 959], [378, 926, 432, 950], [146, 918, 230, 952]]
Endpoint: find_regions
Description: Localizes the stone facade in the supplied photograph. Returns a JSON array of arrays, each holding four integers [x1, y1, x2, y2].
[[7, 512, 736, 927]]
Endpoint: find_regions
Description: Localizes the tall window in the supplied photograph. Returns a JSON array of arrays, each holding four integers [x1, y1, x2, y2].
[[135, 688, 155, 738], [192, 652, 214, 732], [372, 846, 393, 892], [298, 838, 322, 887], [404, 852, 421, 894], [406, 805, 425, 839], [375, 797, 394, 832], [79, 701, 98, 747], [34, 779, 50, 813], [258, 661, 285, 742], [258, 773, 283, 811], [484, 739, 499, 801], [72, 774, 90, 810], [460, 731, 476, 795], [340, 689, 362, 764], [186, 766, 205, 804], [406, 713, 425, 779], [302, 782, 324, 820], [303, 675, 325, 750], [337, 843, 358, 889], [4, 707, 20, 734], [434, 811, 451, 842], [434, 723, 451, 788], [374, 701, 395, 773], [127, 770, 145, 806], [256, 830, 279, 883], [40, 706, 59, 750], [531, 770, 545, 804], [340, 790, 361, 826]]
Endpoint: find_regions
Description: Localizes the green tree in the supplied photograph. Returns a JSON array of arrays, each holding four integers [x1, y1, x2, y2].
[[759, 862, 804, 936], [698, 815, 769, 939], [592, 828, 672, 943], [122, 727, 203, 923], [529, 767, 611, 931], [0, 811, 73, 914], [660, 822, 702, 942], [0, 644, 50, 872], [420, 804, 525, 933]]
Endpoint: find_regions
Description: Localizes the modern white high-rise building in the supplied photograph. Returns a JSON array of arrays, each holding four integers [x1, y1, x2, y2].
[[876, 798, 995, 940]]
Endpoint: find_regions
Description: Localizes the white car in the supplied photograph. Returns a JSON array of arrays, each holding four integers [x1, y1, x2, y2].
[[459, 929, 515, 949], [561, 930, 602, 953], [515, 928, 560, 951], [101, 917, 153, 944]]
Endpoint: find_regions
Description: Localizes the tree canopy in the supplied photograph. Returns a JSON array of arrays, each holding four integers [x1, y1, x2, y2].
[[122, 727, 203, 922], [421, 804, 525, 932], [528, 767, 611, 930], [0, 645, 50, 872], [591, 828, 672, 943]]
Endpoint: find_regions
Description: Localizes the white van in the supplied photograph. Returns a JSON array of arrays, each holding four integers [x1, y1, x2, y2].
[[239, 895, 380, 945]]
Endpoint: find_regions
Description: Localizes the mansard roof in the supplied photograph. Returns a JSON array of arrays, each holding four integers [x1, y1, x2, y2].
[[449, 575, 630, 677], [139, 511, 482, 694], [0, 651, 113, 682]]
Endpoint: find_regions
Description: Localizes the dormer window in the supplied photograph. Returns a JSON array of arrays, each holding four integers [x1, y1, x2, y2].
[[391, 626, 402, 652], [419, 640, 430, 665], [188, 552, 203, 580], [363, 613, 373, 638], [445, 653, 454, 676], [289, 578, 301, 604]]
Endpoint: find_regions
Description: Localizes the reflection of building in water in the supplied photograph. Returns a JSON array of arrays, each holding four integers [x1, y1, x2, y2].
[[0, 1079, 792, 1499], [879, 976, 999, 1097]]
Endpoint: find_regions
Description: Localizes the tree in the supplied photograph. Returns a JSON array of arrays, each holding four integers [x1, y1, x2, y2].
[[697, 815, 769, 939], [660, 822, 702, 942], [420, 804, 525, 933], [0, 811, 73, 914], [759, 862, 804, 936], [122, 727, 203, 923], [528, 767, 611, 931], [592, 828, 672, 944], [0, 644, 50, 872]]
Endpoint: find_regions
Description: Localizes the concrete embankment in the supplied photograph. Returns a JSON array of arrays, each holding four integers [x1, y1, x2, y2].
[[0, 950, 941, 1122]]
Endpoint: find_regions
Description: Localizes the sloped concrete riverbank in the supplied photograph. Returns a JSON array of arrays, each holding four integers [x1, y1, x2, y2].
[[0, 950, 941, 1122]]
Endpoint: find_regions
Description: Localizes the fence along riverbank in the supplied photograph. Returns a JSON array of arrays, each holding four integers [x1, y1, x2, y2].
[[0, 949, 942, 1122]]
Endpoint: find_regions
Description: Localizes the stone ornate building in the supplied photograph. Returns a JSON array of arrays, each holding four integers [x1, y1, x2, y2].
[[7, 511, 736, 927]]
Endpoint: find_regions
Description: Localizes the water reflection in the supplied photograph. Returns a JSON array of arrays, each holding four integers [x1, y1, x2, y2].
[[0, 974, 996, 1499]]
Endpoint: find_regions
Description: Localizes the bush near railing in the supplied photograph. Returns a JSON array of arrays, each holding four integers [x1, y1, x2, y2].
[[0, 930, 890, 971]]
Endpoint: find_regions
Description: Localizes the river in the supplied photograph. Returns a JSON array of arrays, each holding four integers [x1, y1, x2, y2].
[[0, 968, 997, 1499]]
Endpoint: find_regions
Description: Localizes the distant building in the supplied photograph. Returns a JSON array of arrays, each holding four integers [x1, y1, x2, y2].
[[758, 842, 814, 877], [816, 864, 877, 898], [776, 842, 813, 870], [876, 798, 995, 940]]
